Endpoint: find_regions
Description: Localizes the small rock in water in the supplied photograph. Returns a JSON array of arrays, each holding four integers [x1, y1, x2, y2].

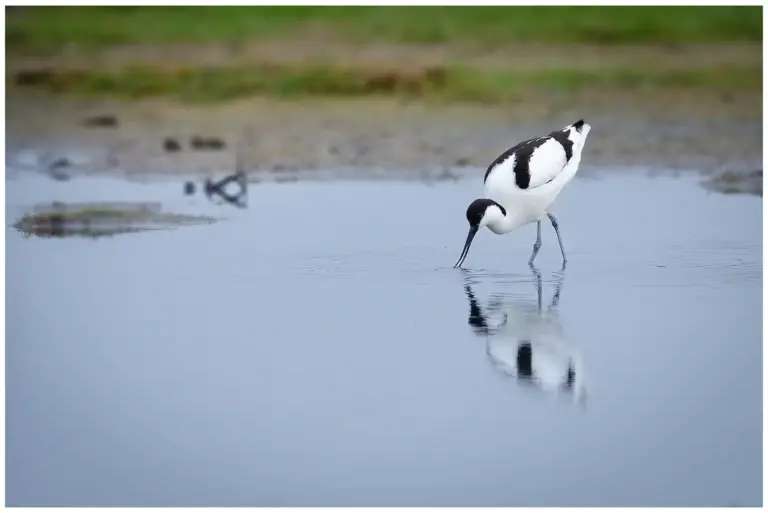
[[184, 181, 196, 195], [49, 157, 72, 169], [47, 158, 72, 181], [164, 138, 182, 152], [82, 115, 119, 128], [190, 136, 226, 151]]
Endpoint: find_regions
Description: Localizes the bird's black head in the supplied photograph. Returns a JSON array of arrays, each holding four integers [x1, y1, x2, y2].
[[454, 199, 507, 269], [466, 198, 506, 228], [572, 119, 585, 132]]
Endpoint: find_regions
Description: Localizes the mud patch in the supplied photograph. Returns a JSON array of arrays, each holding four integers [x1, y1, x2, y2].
[[701, 169, 763, 196], [13, 201, 217, 239], [6, 93, 762, 181]]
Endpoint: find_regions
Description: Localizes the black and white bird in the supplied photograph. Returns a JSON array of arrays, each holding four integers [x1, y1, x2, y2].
[[453, 119, 592, 269]]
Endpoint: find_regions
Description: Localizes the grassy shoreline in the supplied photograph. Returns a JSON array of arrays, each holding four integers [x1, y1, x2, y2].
[[7, 6, 762, 53], [7, 6, 761, 104]]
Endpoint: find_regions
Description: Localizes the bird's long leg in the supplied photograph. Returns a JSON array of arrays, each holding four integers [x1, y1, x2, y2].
[[546, 212, 567, 266], [528, 221, 542, 266]]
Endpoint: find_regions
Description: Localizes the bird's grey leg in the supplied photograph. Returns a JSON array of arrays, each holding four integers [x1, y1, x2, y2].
[[546, 212, 567, 266], [528, 221, 542, 266]]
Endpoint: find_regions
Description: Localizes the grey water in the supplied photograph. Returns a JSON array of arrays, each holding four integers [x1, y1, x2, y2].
[[6, 168, 763, 507]]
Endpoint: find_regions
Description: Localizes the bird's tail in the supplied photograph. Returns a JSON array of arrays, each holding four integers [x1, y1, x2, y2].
[[545, 120, 591, 191], [569, 119, 591, 153]]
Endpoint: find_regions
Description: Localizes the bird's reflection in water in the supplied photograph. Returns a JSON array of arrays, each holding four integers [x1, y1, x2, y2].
[[203, 169, 248, 209], [195, 149, 249, 209], [464, 266, 587, 405]]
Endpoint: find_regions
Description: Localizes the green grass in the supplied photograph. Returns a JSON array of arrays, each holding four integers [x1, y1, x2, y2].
[[7, 5, 763, 53], [8, 6, 760, 103], [9, 63, 761, 104]]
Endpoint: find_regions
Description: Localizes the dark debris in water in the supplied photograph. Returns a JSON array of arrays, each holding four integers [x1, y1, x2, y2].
[[46, 157, 73, 181], [13, 201, 217, 239]]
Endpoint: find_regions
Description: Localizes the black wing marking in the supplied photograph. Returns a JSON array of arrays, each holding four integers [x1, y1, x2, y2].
[[483, 127, 575, 190], [547, 129, 574, 162], [483, 136, 546, 187]]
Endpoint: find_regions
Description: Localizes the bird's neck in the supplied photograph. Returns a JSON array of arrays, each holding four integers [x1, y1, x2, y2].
[[487, 211, 522, 234]]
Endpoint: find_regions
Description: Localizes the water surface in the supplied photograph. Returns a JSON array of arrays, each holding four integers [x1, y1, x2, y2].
[[6, 169, 762, 507]]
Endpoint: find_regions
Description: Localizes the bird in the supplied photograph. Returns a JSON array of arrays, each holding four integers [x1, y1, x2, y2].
[[453, 119, 591, 269], [463, 267, 587, 404]]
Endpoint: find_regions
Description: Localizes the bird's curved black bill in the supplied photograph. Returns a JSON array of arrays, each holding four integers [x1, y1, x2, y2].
[[453, 225, 478, 268]]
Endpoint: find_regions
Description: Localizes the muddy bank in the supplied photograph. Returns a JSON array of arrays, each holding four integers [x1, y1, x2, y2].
[[6, 91, 762, 191], [12, 200, 217, 239], [701, 169, 763, 197]]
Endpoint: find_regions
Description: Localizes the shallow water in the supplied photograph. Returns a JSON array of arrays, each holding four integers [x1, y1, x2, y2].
[[6, 168, 762, 507]]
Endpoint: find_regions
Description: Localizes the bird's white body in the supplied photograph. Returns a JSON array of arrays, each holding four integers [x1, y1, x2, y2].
[[484, 122, 592, 235]]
